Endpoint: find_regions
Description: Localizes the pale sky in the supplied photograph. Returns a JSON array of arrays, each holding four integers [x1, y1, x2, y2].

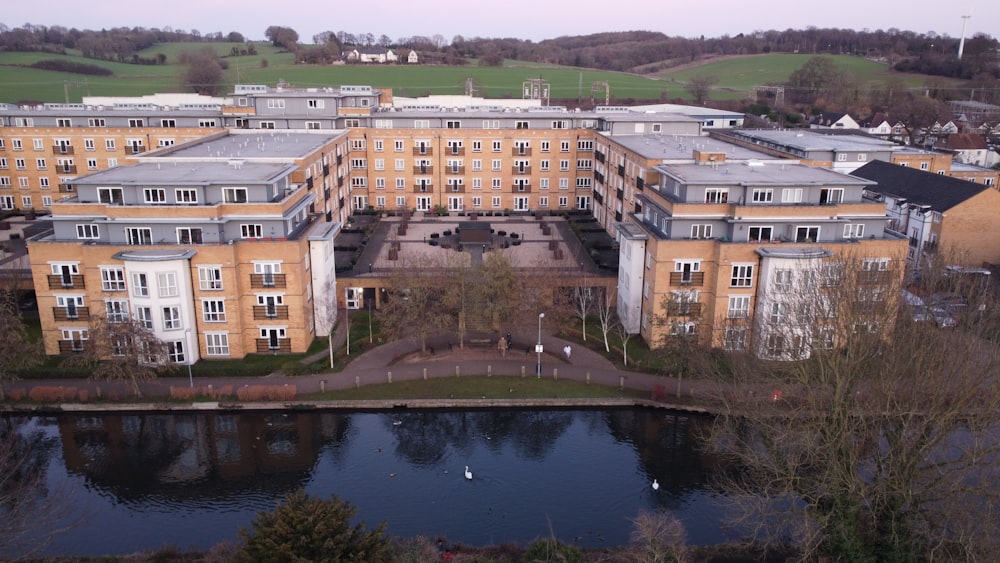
[[4, 0, 996, 44]]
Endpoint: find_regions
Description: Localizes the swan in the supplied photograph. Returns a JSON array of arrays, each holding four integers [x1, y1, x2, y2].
[[652, 479, 660, 491], [464, 465, 473, 480]]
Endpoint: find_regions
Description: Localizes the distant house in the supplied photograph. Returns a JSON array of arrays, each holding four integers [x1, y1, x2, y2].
[[934, 133, 999, 169], [809, 112, 859, 129], [853, 160, 1000, 270], [859, 112, 892, 138], [405, 50, 419, 64], [343, 48, 398, 64]]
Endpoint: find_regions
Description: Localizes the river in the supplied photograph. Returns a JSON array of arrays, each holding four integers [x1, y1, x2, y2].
[[3, 408, 740, 558]]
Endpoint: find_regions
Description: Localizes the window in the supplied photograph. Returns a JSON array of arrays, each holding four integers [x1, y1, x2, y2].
[[858, 153, 867, 161], [724, 327, 748, 351], [0, 158, 5, 170], [162, 306, 181, 330], [920, 162, 929, 171], [177, 227, 203, 244], [751, 189, 773, 203], [540, 141, 550, 152], [202, 299, 226, 322], [20, 195, 31, 208], [819, 188, 843, 205], [143, 188, 166, 204], [445, 120, 461, 129], [105, 300, 129, 323], [350, 158, 366, 169], [135, 307, 152, 329], [578, 140, 594, 151], [394, 140, 404, 152], [795, 226, 820, 242], [540, 178, 549, 190], [492, 140, 502, 152], [862, 258, 889, 271], [126, 228, 152, 245], [781, 188, 803, 203], [492, 178, 502, 190], [674, 260, 701, 283], [87, 158, 98, 170], [199, 119, 217, 128], [131, 273, 149, 297], [837, 154, 847, 162], [472, 178, 482, 190], [76, 224, 100, 239], [101, 267, 126, 291], [241, 224, 263, 239], [558, 196, 568, 207], [167, 341, 186, 363], [690, 224, 712, 239], [539, 196, 549, 207], [822, 263, 844, 287], [492, 196, 501, 208], [33, 139, 44, 151], [374, 158, 385, 171], [305, 121, 321, 130], [38, 177, 49, 189], [731, 264, 754, 287], [160, 119, 176, 128], [516, 121, 529, 129], [472, 159, 482, 172], [157, 272, 178, 297], [223, 187, 248, 203], [128, 118, 144, 128], [12, 139, 22, 150], [198, 266, 223, 290], [774, 269, 793, 292], [843, 224, 864, 239], [482, 120, 499, 129], [175, 188, 198, 204], [813, 326, 835, 349], [15, 159, 26, 170], [748, 226, 772, 242], [728, 296, 751, 318], [35, 158, 47, 170], [266, 99, 285, 109], [344, 119, 360, 128], [88, 118, 106, 127], [559, 160, 570, 171], [540, 160, 550, 172], [307, 99, 324, 109], [492, 159, 502, 171], [206, 333, 230, 356], [552, 121, 567, 130], [705, 189, 728, 203], [560, 140, 570, 152]]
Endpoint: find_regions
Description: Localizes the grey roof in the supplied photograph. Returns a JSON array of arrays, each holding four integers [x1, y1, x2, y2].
[[726, 129, 898, 152], [599, 113, 700, 124], [151, 130, 344, 160], [656, 161, 875, 186], [70, 161, 297, 186], [852, 160, 990, 212], [607, 134, 779, 162]]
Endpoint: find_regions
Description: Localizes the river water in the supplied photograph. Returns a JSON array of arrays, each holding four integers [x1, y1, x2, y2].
[[5, 408, 739, 558]]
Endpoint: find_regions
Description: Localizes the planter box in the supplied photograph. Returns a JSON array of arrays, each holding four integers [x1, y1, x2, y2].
[[0, 222, 9, 231]]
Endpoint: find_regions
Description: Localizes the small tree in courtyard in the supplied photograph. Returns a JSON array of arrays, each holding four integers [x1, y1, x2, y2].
[[61, 315, 173, 397]]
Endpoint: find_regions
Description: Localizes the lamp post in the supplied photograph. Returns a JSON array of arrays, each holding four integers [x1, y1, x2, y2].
[[185, 329, 194, 388], [536, 312, 545, 377]]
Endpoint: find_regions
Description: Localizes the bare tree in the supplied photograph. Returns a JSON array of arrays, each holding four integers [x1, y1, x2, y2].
[[596, 288, 616, 353], [0, 277, 42, 397], [628, 509, 689, 563], [705, 254, 1000, 561], [613, 318, 637, 367], [376, 257, 449, 354], [685, 74, 717, 106], [61, 315, 173, 397], [570, 282, 594, 342]]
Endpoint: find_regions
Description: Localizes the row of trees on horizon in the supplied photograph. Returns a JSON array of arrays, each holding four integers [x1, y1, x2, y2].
[[1, 22, 997, 79]]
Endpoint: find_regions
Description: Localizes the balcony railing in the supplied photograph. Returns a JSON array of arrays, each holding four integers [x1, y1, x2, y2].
[[253, 305, 290, 320], [665, 302, 703, 317], [412, 166, 434, 174], [412, 147, 434, 157], [413, 184, 434, 193], [669, 272, 705, 286], [125, 145, 146, 155], [249, 273, 287, 289], [58, 183, 75, 193], [52, 306, 90, 321], [47, 274, 85, 289], [511, 147, 533, 157], [57, 165, 77, 174], [512, 184, 532, 193], [58, 340, 89, 354], [256, 338, 292, 354], [511, 166, 531, 174], [323, 164, 330, 176], [51, 145, 75, 155]]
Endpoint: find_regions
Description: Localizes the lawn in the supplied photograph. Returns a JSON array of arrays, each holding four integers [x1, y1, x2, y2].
[[307, 375, 643, 401]]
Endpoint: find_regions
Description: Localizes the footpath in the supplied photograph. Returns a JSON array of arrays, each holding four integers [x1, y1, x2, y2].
[[0, 321, 722, 414]]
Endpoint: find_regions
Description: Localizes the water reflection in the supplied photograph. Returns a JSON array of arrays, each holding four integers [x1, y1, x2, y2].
[[6, 408, 735, 558]]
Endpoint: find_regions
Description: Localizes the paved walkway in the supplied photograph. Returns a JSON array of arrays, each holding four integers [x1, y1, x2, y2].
[[1, 316, 720, 410]]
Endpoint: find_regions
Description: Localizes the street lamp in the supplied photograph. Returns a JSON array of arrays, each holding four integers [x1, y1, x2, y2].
[[536, 312, 545, 377], [185, 329, 194, 388]]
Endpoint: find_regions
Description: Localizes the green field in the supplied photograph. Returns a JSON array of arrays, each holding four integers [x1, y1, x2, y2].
[[0, 45, 954, 105]]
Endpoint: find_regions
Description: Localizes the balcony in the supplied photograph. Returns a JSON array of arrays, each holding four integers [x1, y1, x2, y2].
[[511, 147, 533, 157], [412, 147, 434, 157], [512, 184, 532, 193], [616, 189, 624, 200], [57, 165, 78, 174], [47, 274, 85, 289], [58, 340, 89, 354], [306, 177, 314, 189], [256, 338, 292, 354], [669, 272, 705, 286], [336, 154, 343, 165], [125, 145, 146, 155], [445, 147, 465, 156], [511, 166, 531, 174], [618, 165, 625, 177], [253, 305, 290, 320], [413, 184, 434, 193], [51, 145, 75, 155], [58, 183, 75, 193], [52, 306, 90, 321], [665, 302, 703, 318], [446, 166, 465, 174], [412, 165, 434, 174], [636, 177, 645, 190], [250, 273, 287, 289], [323, 164, 330, 176]]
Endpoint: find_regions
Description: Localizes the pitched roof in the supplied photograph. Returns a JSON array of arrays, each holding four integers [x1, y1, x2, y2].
[[934, 133, 988, 151], [810, 112, 850, 126], [852, 160, 990, 212]]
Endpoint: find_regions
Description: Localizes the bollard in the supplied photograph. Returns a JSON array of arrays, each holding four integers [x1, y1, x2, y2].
[[388, 371, 392, 384], [586, 372, 591, 384], [355, 375, 360, 389], [619, 375, 625, 390], [423, 367, 427, 381], [521, 366, 526, 378], [488, 365, 492, 377], [456, 366, 461, 378], [553, 368, 558, 380], [320, 380, 326, 393]]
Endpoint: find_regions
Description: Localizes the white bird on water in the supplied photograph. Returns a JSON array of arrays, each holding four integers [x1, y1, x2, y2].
[[464, 465, 473, 480], [652, 479, 660, 491]]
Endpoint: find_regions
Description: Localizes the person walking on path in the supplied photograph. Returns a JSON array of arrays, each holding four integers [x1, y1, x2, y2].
[[498, 337, 508, 358], [564, 344, 572, 360]]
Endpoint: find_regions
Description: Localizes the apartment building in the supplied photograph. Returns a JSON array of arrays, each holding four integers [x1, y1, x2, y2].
[[616, 157, 907, 358], [28, 130, 348, 362]]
